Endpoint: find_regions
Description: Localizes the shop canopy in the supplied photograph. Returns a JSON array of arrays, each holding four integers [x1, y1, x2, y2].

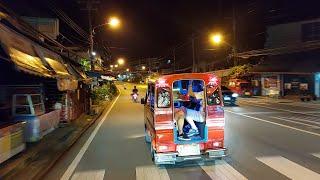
[[37, 47, 71, 78], [0, 24, 52, 77], [0, 23, 80, 80]]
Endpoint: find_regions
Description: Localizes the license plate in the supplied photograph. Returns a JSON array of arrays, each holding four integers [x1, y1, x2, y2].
[[177, 144, 200, 156], [245, 92, 250, 95], [224, 96, 231, 101]]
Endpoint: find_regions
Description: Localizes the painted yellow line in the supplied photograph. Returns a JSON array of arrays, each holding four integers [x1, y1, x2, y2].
[[225, 110, 320, 137], [60, 92, 121, 180], [257, 156, 320, 179]]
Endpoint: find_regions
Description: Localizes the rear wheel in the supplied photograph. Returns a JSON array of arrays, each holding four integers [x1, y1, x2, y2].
[[144, 125, 151, 143], [151, 144, 155, 162]]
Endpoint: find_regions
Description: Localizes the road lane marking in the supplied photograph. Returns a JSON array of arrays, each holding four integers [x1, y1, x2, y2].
[[136, 165, 170, 180], [271, 116, 320, 128], [60, 92, 121, 180], [239, 112, 288, 115], [283, 116, 320, 125], [257, 156, 320, 179], [201, 160, 247, 180], [240, 102, 320, 118], [312, 153, 320, 159], [225, 110, 320, 137], [71, 170, 105, 180]]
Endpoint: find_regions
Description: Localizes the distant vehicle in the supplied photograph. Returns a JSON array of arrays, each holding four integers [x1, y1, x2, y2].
[[227, 79, 253, 97], [141, 73, 227, 165], [132, 93, 138, 103], [221, 86, 238, 106]]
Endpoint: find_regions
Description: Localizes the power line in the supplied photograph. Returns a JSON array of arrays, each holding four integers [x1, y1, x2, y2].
[[46, 0, 90, 41]]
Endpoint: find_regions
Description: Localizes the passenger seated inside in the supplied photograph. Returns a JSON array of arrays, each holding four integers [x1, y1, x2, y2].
[[173, 80, 205, 141]]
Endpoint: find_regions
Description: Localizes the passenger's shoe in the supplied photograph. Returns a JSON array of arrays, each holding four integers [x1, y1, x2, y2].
[[178, 133, 191, 141], [186, 129, 199, 137]]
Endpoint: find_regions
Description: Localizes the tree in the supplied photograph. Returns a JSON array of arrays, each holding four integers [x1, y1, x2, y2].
[[226, 64, 252, 79], [80, 58, 91, 71]]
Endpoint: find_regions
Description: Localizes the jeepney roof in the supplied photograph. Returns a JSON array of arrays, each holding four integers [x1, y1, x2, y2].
[[154, 73, 220, 86]]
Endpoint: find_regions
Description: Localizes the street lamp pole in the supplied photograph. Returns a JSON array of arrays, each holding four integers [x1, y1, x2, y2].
[[89, 17, 121, 71], [192, 34, 196, 72]]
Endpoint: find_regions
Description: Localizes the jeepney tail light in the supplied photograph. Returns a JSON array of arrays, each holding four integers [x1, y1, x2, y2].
[[213, 142, 221, 147]]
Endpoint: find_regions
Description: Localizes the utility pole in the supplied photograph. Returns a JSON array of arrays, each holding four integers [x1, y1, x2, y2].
[[232, 1, 237, 66], [173, 48, 176, 73], [78, 0, 100, 71], [192, 34, 196, 72]]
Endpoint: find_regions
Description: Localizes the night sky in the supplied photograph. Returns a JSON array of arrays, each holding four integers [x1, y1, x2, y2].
[[3, 0, 320, 66]]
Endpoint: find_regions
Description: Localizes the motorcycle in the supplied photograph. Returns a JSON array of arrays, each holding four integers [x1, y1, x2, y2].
[[132, 93, 138, 103]]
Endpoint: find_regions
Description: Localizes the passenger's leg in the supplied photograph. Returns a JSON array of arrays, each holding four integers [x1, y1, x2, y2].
[[185, 109, 199, 131], [175, 110, 185, 135]]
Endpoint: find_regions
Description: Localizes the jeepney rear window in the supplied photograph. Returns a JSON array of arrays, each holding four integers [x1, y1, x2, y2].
[[157, 87, 171, 108], [207, 85, 221, 105]]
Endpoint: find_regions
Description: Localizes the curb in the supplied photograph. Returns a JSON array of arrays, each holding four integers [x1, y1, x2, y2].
[[34, 93, 119, 180]]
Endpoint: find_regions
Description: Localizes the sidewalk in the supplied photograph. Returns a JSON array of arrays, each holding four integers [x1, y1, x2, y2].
[[0, 101, 111, 180]]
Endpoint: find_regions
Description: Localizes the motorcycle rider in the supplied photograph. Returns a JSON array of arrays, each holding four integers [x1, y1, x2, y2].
[[132, 86, 138, 94], [131, 86, 139, 101]]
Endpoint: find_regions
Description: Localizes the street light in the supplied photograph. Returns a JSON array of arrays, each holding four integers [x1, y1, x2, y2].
[[89, 16, 121, 71], [210, 33, 222, 45], [126, 68, 130, 72], [108, 16, 120, 29], [142, 66, 146, 70], [117, 58, 125, 65], [110, 65, 114, 68], [91, 51, 97, 56], [115, 64, 119, 68]]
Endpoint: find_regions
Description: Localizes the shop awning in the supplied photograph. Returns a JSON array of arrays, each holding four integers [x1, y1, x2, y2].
[[37, 47, 71, 78], [0, 24, 52, 77]]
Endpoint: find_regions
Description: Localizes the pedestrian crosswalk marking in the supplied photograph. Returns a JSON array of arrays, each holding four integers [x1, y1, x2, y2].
[[71, 170, 105, 180], [257, 156, 320, 180], [312, 153, 320, 159], [136, 165, 170, 180], [201, 160, 247, 180]]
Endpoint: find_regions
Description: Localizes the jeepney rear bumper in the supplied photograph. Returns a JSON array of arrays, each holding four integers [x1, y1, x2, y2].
[[154, 148, 227, 165]]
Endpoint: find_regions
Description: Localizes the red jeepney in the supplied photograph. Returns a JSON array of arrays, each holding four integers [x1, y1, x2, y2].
[[227, 79, 253, 97], [141, 73, 227, 165]]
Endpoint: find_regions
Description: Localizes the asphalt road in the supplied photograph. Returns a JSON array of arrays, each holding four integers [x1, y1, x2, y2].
[[45, 84, 320, 180]]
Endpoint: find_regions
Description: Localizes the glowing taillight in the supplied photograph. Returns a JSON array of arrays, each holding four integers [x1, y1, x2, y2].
[[213, 142, 221, 147]]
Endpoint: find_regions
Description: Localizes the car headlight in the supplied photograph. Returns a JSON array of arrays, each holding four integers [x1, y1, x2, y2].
[[232, 93, 239, 97]]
